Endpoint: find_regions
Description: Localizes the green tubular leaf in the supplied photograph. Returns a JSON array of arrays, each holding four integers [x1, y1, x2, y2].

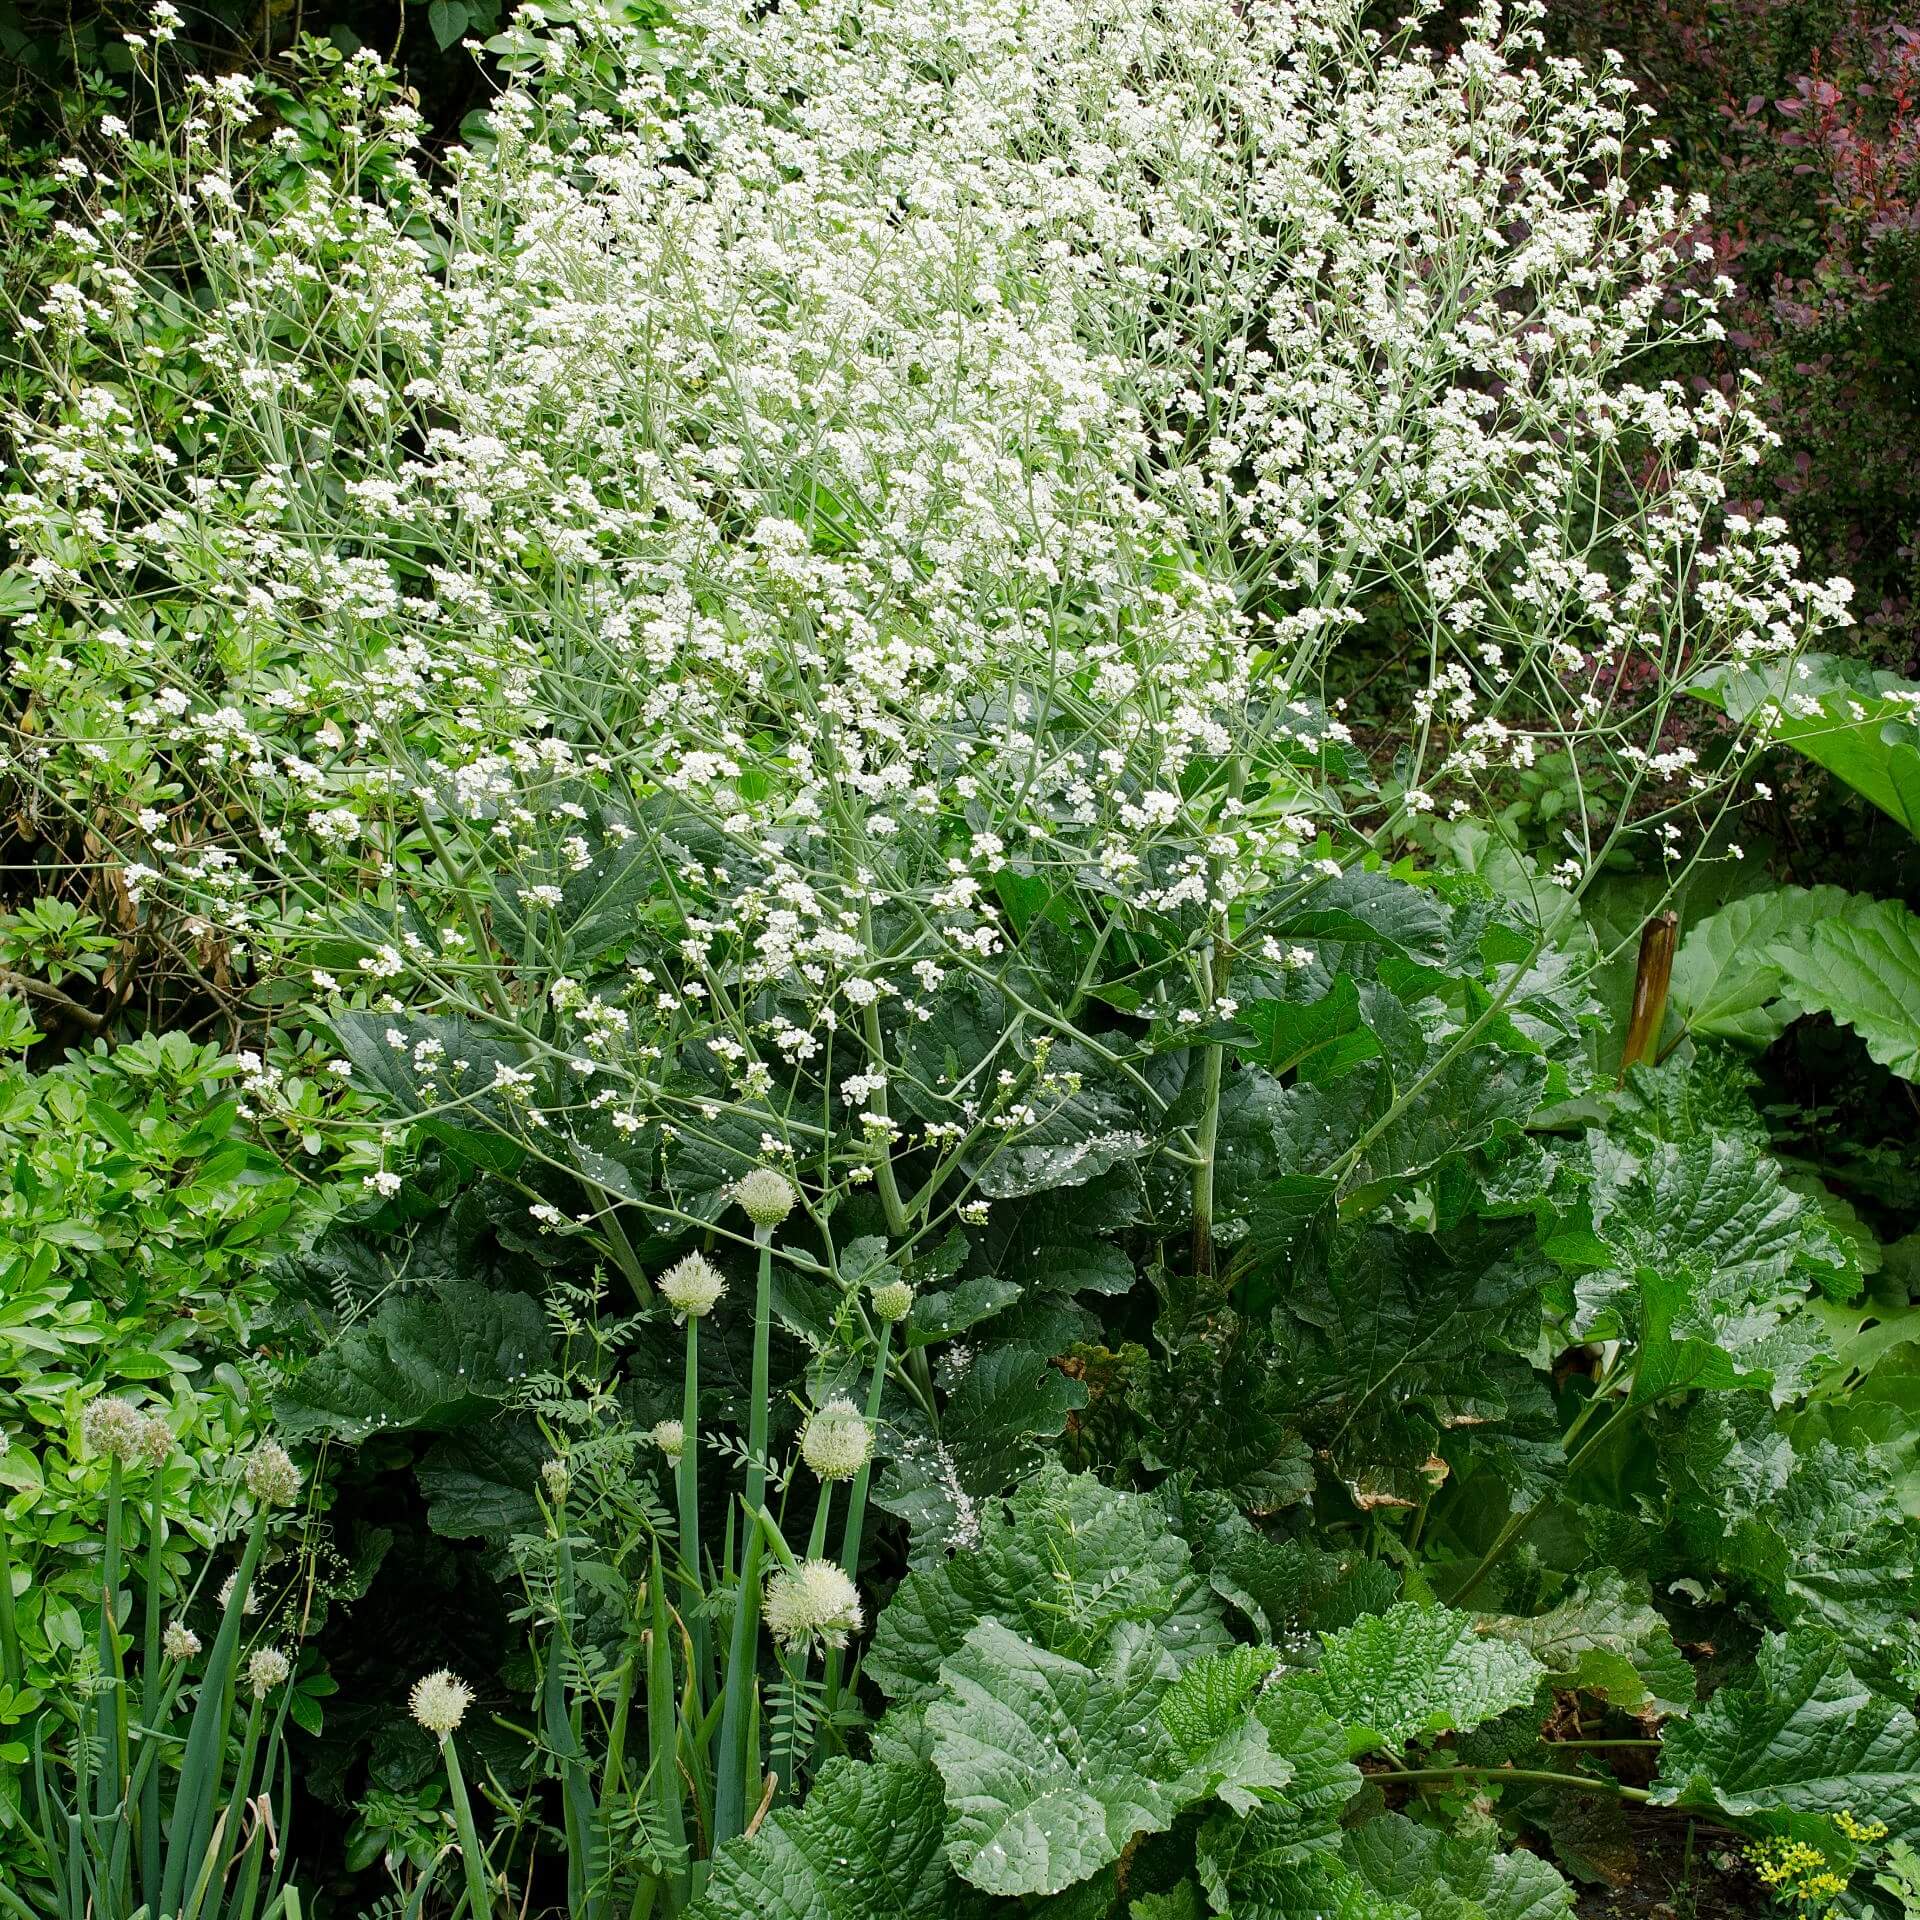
[[1652, 1629, 1920, 1838], [1288, 1603, 1546, 1756], [866, 1465, 1227, 1705], [1771, 897, 1920, 1081], [694, 1757, 977, 1920]]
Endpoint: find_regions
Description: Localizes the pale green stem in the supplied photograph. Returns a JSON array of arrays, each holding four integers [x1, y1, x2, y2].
[[677, 1317, 707, 1701], [743, 1236, 774, 1521], [441, 1735, 495, 1920]]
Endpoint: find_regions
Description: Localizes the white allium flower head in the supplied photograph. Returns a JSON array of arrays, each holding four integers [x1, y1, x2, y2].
[[649, 1418, 686, 1461], [869, 1278, 914, 1324], [245, 1440, 301, 1507], [247, 1646, 291, 1699], [540, 1457, 571, 1501], [800, 1395, 872, 1482], [82, 1396, 149, 1464], [763, 1559, 864, 1653], [162, 1620, 201, 1661], [657, 1253, 726, 1318], [136, 1413, 175, 1468], [217, 1572, 259, 1616], [410, 1668, 474, 1737], [733, 1168, 796, 1232]]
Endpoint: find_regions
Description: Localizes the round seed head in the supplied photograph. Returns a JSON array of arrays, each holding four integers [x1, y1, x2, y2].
[[656, 1253, 726, 1318], [799, 1395, 872, 1482], [409, 1668, 474, 1737], [763, 1558, 863, 1653], [136, 1413, 175, 1469], [247, 1647, 291, 1699], [162, 1620, 202, 1661], [82, 1396, 149, 1465], [869, 1278, 914, 1324], [733, 1168, 796, 1231], [217, 1571, 259, 1616], [649, 1418, 686, 1462], [245, 1440, 301, 1507]]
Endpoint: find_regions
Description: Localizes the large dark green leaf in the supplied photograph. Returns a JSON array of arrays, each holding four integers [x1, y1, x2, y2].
[[1268, 1225, 1550, 1508], [1479, 1573, 1693, 1718], [695, 1757, 980, 1919], [275, 1281, 551, 1439], [1288, 1603, 1545, 1756], [1653, 1630, 1920, 1838], [1693, 652, 1920, 838], [866, 1465, 1227, 1705]]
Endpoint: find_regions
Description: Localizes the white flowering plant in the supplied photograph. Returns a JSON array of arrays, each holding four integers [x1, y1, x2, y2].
[[5, 0, 1918, 1914]]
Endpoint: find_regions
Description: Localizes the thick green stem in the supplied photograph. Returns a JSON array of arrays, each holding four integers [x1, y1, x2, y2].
[[164, 1513, 268, 1917], [858, 1001, 911, 1238], [644, 1544, 688, 1914], [1190, 756, 1246, 1281], [712, 1519, 765, 1850], [97, 1458, 124, 1819], [442, 1736, 496, 1920], [821, 1321, 892, 1744], [140, 1482, 166, 1911], [743, 1239, 774, 1521], [837, 1321, 890, 1577], [1452, 1397, 1640, 1606], [1385, 1765, 1651, 1804], [804, 1481, 833, 1562], [677, 1317, 707, 1699]]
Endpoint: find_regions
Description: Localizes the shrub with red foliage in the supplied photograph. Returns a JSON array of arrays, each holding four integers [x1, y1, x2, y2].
[[1547, 0, 1920, 669]]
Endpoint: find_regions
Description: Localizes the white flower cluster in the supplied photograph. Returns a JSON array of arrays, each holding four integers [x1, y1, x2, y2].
[[0, 0, 1852, 1205], [763, 1559, 864, 1653]]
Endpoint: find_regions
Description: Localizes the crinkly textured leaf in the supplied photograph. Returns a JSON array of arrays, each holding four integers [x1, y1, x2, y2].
[[876, 1301, 1096, 1561], [929, 1620, 1185, 1897], [416, 1415, 549, 1541], [1157, 1646, 1297, 1812], [1202, 1809, 1573, 1920], [1194, 1692, 1360, 1907], [1290, 1603, 1545, 1755], [1187, 1496, 1400, 1638], [1268, 1224, 1550, 1508], [1479, 1573, 1693, 1718], [1653, 1630, 1920, 1837], [1588, 1133, 1819, 1300], [1344, 1813, 1576, 1920], [1662, 1399, 1920, 1687], [867, 1464, 1227, 1704], [1772, 897, 1920, 1082], [275, 1280, 550, 1439], [695, 1757, 978, 1919]]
